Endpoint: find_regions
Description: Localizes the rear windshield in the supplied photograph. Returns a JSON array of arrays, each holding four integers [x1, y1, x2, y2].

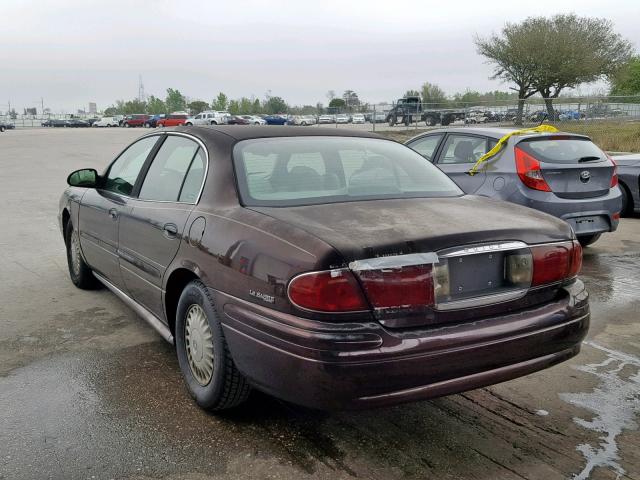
[[518, 137, 605, 164], [233, 136, 462, 207]]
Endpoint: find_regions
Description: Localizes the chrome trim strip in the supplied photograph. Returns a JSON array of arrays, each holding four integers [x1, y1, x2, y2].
[[434, 288, 528, 311], [349, 252, 438, 271], [438, 241, 528, 258], [93, 272, 174, 344]]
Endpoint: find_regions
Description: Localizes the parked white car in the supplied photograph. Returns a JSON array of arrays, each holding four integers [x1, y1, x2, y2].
[[351, 114, 365, 124], [292, 115, 316, 126], [93, 117, 120, 127], [336, 114, 350, 124], [240, 115, 266, 125], [318, 114, 335, 124], [185, 110, 229, 126]]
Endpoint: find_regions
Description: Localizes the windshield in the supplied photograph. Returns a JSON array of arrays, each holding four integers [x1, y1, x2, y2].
[[233, 136, 462, 207]]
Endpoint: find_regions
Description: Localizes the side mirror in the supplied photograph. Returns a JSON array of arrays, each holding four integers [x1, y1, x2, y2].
[[67, 168, 98, 188]]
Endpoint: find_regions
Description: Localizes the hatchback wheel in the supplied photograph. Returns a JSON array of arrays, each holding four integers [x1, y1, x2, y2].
[[175, 280, 251, 410], [620, 183, 633, 216], [65, 221, 98, 289], [577, 233, 602, 247]]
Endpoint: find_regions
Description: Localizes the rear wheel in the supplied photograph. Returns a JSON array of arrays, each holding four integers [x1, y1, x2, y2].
[[424, 116, 435, 126], [65, 221, 98, 289], [620, 183, 633, 216], [0, 126, 5, 133], [175, 280, 251, 410], [388, 115, 396, 127], [577, 233, 602, 247], [124, 122, 130, 128]]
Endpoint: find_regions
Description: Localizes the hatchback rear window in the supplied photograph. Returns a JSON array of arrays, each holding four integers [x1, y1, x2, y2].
[[233, 137, 462, 207], [517, 137, 605, 164]]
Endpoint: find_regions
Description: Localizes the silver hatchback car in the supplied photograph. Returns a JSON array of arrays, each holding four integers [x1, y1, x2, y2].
[[406, 127, 622, 246]]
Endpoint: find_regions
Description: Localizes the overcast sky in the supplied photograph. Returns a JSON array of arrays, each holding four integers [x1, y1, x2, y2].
[[1, 0, 638, 113]]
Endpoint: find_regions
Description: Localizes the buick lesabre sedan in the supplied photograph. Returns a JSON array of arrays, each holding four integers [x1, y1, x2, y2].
[[59, 126, 589, 411]]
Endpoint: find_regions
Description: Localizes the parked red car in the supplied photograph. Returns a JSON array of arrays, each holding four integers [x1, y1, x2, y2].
[[122, 114, 150, 128], [226, 115, 250, 125], [157, 114, 189, 127]]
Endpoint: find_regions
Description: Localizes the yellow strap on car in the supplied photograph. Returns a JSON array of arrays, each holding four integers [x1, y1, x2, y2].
[[467, 125, 560, 176]]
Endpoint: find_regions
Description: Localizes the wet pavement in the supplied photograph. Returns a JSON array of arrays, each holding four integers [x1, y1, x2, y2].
[[1, 129, 639, 480]]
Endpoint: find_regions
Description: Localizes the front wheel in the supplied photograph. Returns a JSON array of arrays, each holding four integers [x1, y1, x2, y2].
[[0, 126, 5, 132], [65, 221, 98, 289], [124, 123, 130, 128], [577, 233, 602, 247], [175, 280, 251, 411]]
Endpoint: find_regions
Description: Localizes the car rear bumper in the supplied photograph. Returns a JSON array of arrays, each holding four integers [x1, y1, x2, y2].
[[215, 280, 589, 410], [508, 186, 622, 235]]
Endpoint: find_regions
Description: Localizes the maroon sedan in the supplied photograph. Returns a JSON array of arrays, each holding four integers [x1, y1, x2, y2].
[[226, 115, 251, 125], [59, 127, 589, 411]]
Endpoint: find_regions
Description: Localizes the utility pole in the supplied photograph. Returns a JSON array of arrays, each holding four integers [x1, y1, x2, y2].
[[138, 75, 145, 103], [41, 97, 44, 115]]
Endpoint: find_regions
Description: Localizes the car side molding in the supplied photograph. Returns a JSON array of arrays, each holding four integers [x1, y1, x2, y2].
[[93, 272, 174, 344]]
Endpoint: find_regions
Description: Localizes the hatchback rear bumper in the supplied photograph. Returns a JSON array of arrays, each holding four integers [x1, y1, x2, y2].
[[507, 186, 622, 235], [215, 280, 589, 410]]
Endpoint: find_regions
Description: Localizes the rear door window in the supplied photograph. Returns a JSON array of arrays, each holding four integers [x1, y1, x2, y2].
[[437, 135, 488, 164], [517, 138, 605, 164], [138, 136, 200, 202], [407, 134, 443, 161]]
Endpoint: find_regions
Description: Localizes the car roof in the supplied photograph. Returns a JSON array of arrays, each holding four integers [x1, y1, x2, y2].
[[175, 125, 383, 142], [409, 126, 590, 141]]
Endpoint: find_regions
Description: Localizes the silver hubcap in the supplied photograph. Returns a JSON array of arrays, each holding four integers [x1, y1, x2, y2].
[[70, 231, 81, 276], [185, 304, 214, 386]]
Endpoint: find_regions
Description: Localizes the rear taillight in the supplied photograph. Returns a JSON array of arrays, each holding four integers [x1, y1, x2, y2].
[[607, 154, 618, 187], [530, 240, 582, 286], [356, 265, 435, 310], [514, 146, 551, 192], [287, 269, 368, 312]]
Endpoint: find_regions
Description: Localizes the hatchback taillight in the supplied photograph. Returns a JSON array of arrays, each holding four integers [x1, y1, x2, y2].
[[607, 154, 618, 187], [287, 269, 368, 312], [514, 146, 551, 192], [530, 240, 582, 286]]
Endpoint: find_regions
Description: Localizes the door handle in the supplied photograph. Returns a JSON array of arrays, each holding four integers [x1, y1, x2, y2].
[[163, 223, 178, 237], [108, 208, 118, 220]]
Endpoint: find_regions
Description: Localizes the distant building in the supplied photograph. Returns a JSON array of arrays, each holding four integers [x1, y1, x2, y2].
[[88, 102, 97, 114]]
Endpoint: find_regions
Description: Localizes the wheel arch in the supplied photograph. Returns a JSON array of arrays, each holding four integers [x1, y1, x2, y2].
[[164, 267, 201, 336]]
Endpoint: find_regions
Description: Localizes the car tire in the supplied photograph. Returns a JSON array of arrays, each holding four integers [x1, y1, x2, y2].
[[620, 183, 633, 217], [106, 124, 111, 128], [175, 280, 251, 411], [65, 221, 99, 289], [577, 233, 602, 247], [424, 116, 435, 126], [388, 116, 396, 127], [0, 126, 5, 133], [124, 123, 130, 128], [185, 122, 193, 126], [144, 122, 150, 128]]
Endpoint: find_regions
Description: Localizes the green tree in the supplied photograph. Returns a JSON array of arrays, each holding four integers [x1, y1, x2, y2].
[[328, 98, 346, 109], [146, 95, 166, 114], [188, 100, 209, 115], [121, 99, 146, 114], [263, 96, 288, 114], [342, 90, 360, 109], [404, 89, 421, 98], [238, 97, 253, 114], [228, 99, 240, 114], [252, 98, 262, 114], [103, 106, 118, 116], [610, 56, 640, 97], [475, 23, 541, 124], [165, 88, 187, 113], [212, 92, 228, 111], [421, 82, 448, 108], [477, 15, 633, 123]]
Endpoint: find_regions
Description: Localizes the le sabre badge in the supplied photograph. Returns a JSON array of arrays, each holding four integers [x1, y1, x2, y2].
[[467, 125, 559, 176]]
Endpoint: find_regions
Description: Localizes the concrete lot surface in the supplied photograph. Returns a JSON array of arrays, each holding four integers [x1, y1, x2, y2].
[[1, 128, 639, 480]]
